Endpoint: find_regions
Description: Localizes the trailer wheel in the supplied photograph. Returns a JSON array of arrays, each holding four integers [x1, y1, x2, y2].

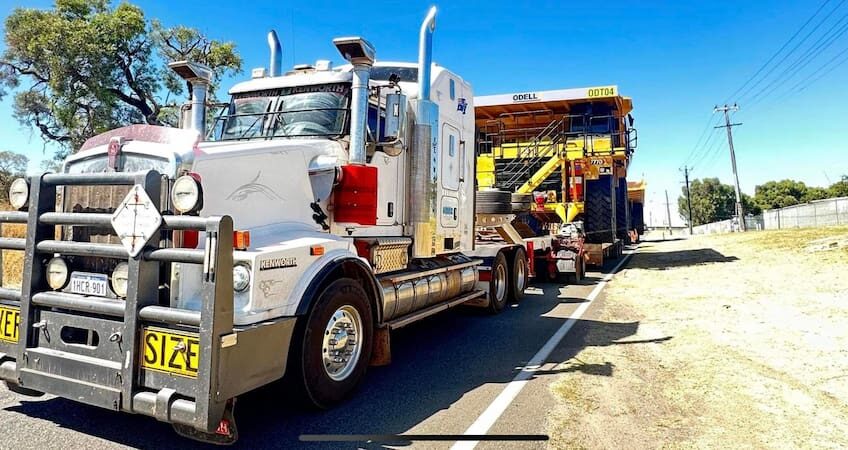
[[508, 247, 528, 303], [488, 252, 509, 314], [572, 253, 585, 283], [294, 278, 373, 409]]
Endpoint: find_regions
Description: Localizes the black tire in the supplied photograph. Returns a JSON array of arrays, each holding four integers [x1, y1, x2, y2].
[[476, 189, 512, 214], [476, 189, 511, 204], [508, 247, 528, 303], [510, 192, 533, 203], [571, 253, 585, 283], [290, 279, 373, 409], [477, 201, 512, 214], [616, 177, 629, 241], [510, 202, 531, 213], [584, 176, 615, 244], [488, 252, 509, 313]]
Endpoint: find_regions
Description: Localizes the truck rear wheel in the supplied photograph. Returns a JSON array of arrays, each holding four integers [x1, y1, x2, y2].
[[508, 247, 528, 303], [488, 252, 509, 313], [294, 279, 373, 409]]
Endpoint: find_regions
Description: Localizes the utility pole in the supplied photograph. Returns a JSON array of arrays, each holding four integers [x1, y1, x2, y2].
[[714, 104, 746, 231], [682, 165, 693, 235], [664, 189, 673, 235]]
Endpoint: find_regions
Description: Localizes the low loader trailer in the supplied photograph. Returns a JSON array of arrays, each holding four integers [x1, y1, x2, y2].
[[0, 8, 534, 444], [474, 85, 637, 268]]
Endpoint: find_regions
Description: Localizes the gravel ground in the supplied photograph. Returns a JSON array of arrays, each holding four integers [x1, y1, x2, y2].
[[548, 227, 848, 449]]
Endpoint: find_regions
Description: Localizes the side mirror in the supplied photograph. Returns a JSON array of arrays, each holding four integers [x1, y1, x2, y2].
[[381, 92, 407, 156], [628, 113, 634, 127]]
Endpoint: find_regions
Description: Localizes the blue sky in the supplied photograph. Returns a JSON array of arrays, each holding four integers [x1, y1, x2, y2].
[[2, 0, 847, 225]]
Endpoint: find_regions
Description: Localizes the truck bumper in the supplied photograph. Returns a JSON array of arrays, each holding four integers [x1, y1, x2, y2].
[[0, 170, 295, 438]]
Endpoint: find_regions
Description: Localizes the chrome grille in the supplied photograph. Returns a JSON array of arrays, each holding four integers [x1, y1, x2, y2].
[[61, 178, 170, 274]]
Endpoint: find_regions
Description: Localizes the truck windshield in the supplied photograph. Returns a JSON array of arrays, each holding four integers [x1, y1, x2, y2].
[[211, 83, 350, 141]]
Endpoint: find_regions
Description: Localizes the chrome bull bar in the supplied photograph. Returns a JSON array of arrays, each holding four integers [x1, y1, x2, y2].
[[0, 170, 242, 435]]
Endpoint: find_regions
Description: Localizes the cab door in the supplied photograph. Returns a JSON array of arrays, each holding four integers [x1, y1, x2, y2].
[[439, 122, 461, 229]]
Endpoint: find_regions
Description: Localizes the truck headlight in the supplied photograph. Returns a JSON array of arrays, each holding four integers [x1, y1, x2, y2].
[[46, 257, 69, 290], [111, 262, 129, 298], [233, 263, 251, 292], [171, 175, 201, 213], [9, 178, 29, 210]]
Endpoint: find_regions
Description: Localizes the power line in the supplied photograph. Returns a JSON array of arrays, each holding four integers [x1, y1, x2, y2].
[[736, 0, 845, 105], [747, 8, 848, 109], [682, 114, 721, 166], [758, 45, 848, 112], [723, 0, 833, 104]]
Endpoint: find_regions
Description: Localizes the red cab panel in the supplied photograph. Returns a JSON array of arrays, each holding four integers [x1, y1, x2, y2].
[[333, 165, 378, 225]]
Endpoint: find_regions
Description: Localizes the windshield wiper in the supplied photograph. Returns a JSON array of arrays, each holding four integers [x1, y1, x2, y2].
[[236, 114, 264, 139]]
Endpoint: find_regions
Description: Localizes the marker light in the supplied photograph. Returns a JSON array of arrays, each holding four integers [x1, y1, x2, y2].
[[111, 262, 129, 298], [233, 264, 251, 292], [9, 178, 29, 210], [46, 257, 69, 290], [171, 175, 201, 213]]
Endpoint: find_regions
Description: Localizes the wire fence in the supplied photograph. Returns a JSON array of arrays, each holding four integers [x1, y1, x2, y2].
[[692, 196, 848, 235]]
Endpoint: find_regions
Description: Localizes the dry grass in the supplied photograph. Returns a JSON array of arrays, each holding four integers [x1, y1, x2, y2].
[[0, 201, 25, 288], [548, 227, 848, 449]]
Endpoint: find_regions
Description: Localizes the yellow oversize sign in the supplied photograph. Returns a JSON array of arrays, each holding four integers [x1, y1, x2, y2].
[[141, 327, 200, 378]]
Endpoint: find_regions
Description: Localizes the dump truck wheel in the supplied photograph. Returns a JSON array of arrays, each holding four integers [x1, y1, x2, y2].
[[616, 177, 629, 241], [508, 247, 528, 303], [294, 278, 373, 409], [584, 177, 614, 244], [488, 252, 509, 314]]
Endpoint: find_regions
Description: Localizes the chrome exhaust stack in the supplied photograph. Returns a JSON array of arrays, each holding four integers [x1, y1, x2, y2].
[[333, 37, 376, 165], [417, 6, 437, 104], [410, 7, 439, 258], [168, 60, 213, 137], [267, 30, 282, 77]]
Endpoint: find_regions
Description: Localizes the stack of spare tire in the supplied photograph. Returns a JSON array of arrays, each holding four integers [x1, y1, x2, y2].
[[476, 189, 534, 214]]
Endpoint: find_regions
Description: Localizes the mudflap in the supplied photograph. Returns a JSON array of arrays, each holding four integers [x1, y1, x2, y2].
[[173, 398, 239, 446]]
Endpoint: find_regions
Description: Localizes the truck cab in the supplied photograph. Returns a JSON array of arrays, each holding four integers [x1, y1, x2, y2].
[[0, 8, 524, 444]]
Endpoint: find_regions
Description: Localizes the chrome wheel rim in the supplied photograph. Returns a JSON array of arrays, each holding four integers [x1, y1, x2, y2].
[[515, 256, 526, 292], [494, 263, 507, 302], [321, 305, 363, 381]]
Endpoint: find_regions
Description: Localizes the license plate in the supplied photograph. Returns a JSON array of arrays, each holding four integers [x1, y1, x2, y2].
[[70, 272, 109, 297], [141, 327, 200, 378], [0, 306, 19, 343]]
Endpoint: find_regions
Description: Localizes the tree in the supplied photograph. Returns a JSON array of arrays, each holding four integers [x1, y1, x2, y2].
[[678, 178, 737, 226], [753, 180, 811, 210], [0, 151, 29, 202], [828, 175, 848, 198], [0, 0, 242, 158]]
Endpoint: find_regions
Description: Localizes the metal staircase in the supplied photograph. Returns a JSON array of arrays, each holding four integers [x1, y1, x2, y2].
[[495, 117, 570, 192]]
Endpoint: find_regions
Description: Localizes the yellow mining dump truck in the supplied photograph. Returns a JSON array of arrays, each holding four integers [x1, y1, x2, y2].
[[475, 86, 637, 265], [628, 180, 646, 242]]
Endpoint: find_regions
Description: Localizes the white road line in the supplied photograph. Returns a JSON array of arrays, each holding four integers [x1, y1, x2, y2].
[[451, 250, 635, 450]]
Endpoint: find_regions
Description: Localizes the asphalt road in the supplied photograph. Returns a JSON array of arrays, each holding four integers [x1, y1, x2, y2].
[[0, 254, 633, 450]]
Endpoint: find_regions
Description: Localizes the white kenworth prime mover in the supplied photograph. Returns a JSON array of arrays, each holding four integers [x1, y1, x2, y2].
[[0, 8, 540, 444]]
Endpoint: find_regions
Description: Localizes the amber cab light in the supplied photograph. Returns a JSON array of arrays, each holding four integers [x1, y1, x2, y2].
[[310, 245, 325, 256], [233, 231, 251, 250]]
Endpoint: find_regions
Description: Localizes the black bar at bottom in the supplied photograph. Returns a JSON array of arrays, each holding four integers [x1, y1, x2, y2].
[[298, 434, 549, 442]]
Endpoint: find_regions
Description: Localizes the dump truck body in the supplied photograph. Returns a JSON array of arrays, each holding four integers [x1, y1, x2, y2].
[[474, 86, 636, 267]]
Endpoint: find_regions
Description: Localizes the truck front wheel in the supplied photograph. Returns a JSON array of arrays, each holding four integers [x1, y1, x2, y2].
[[295, 278, 373, 409]]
